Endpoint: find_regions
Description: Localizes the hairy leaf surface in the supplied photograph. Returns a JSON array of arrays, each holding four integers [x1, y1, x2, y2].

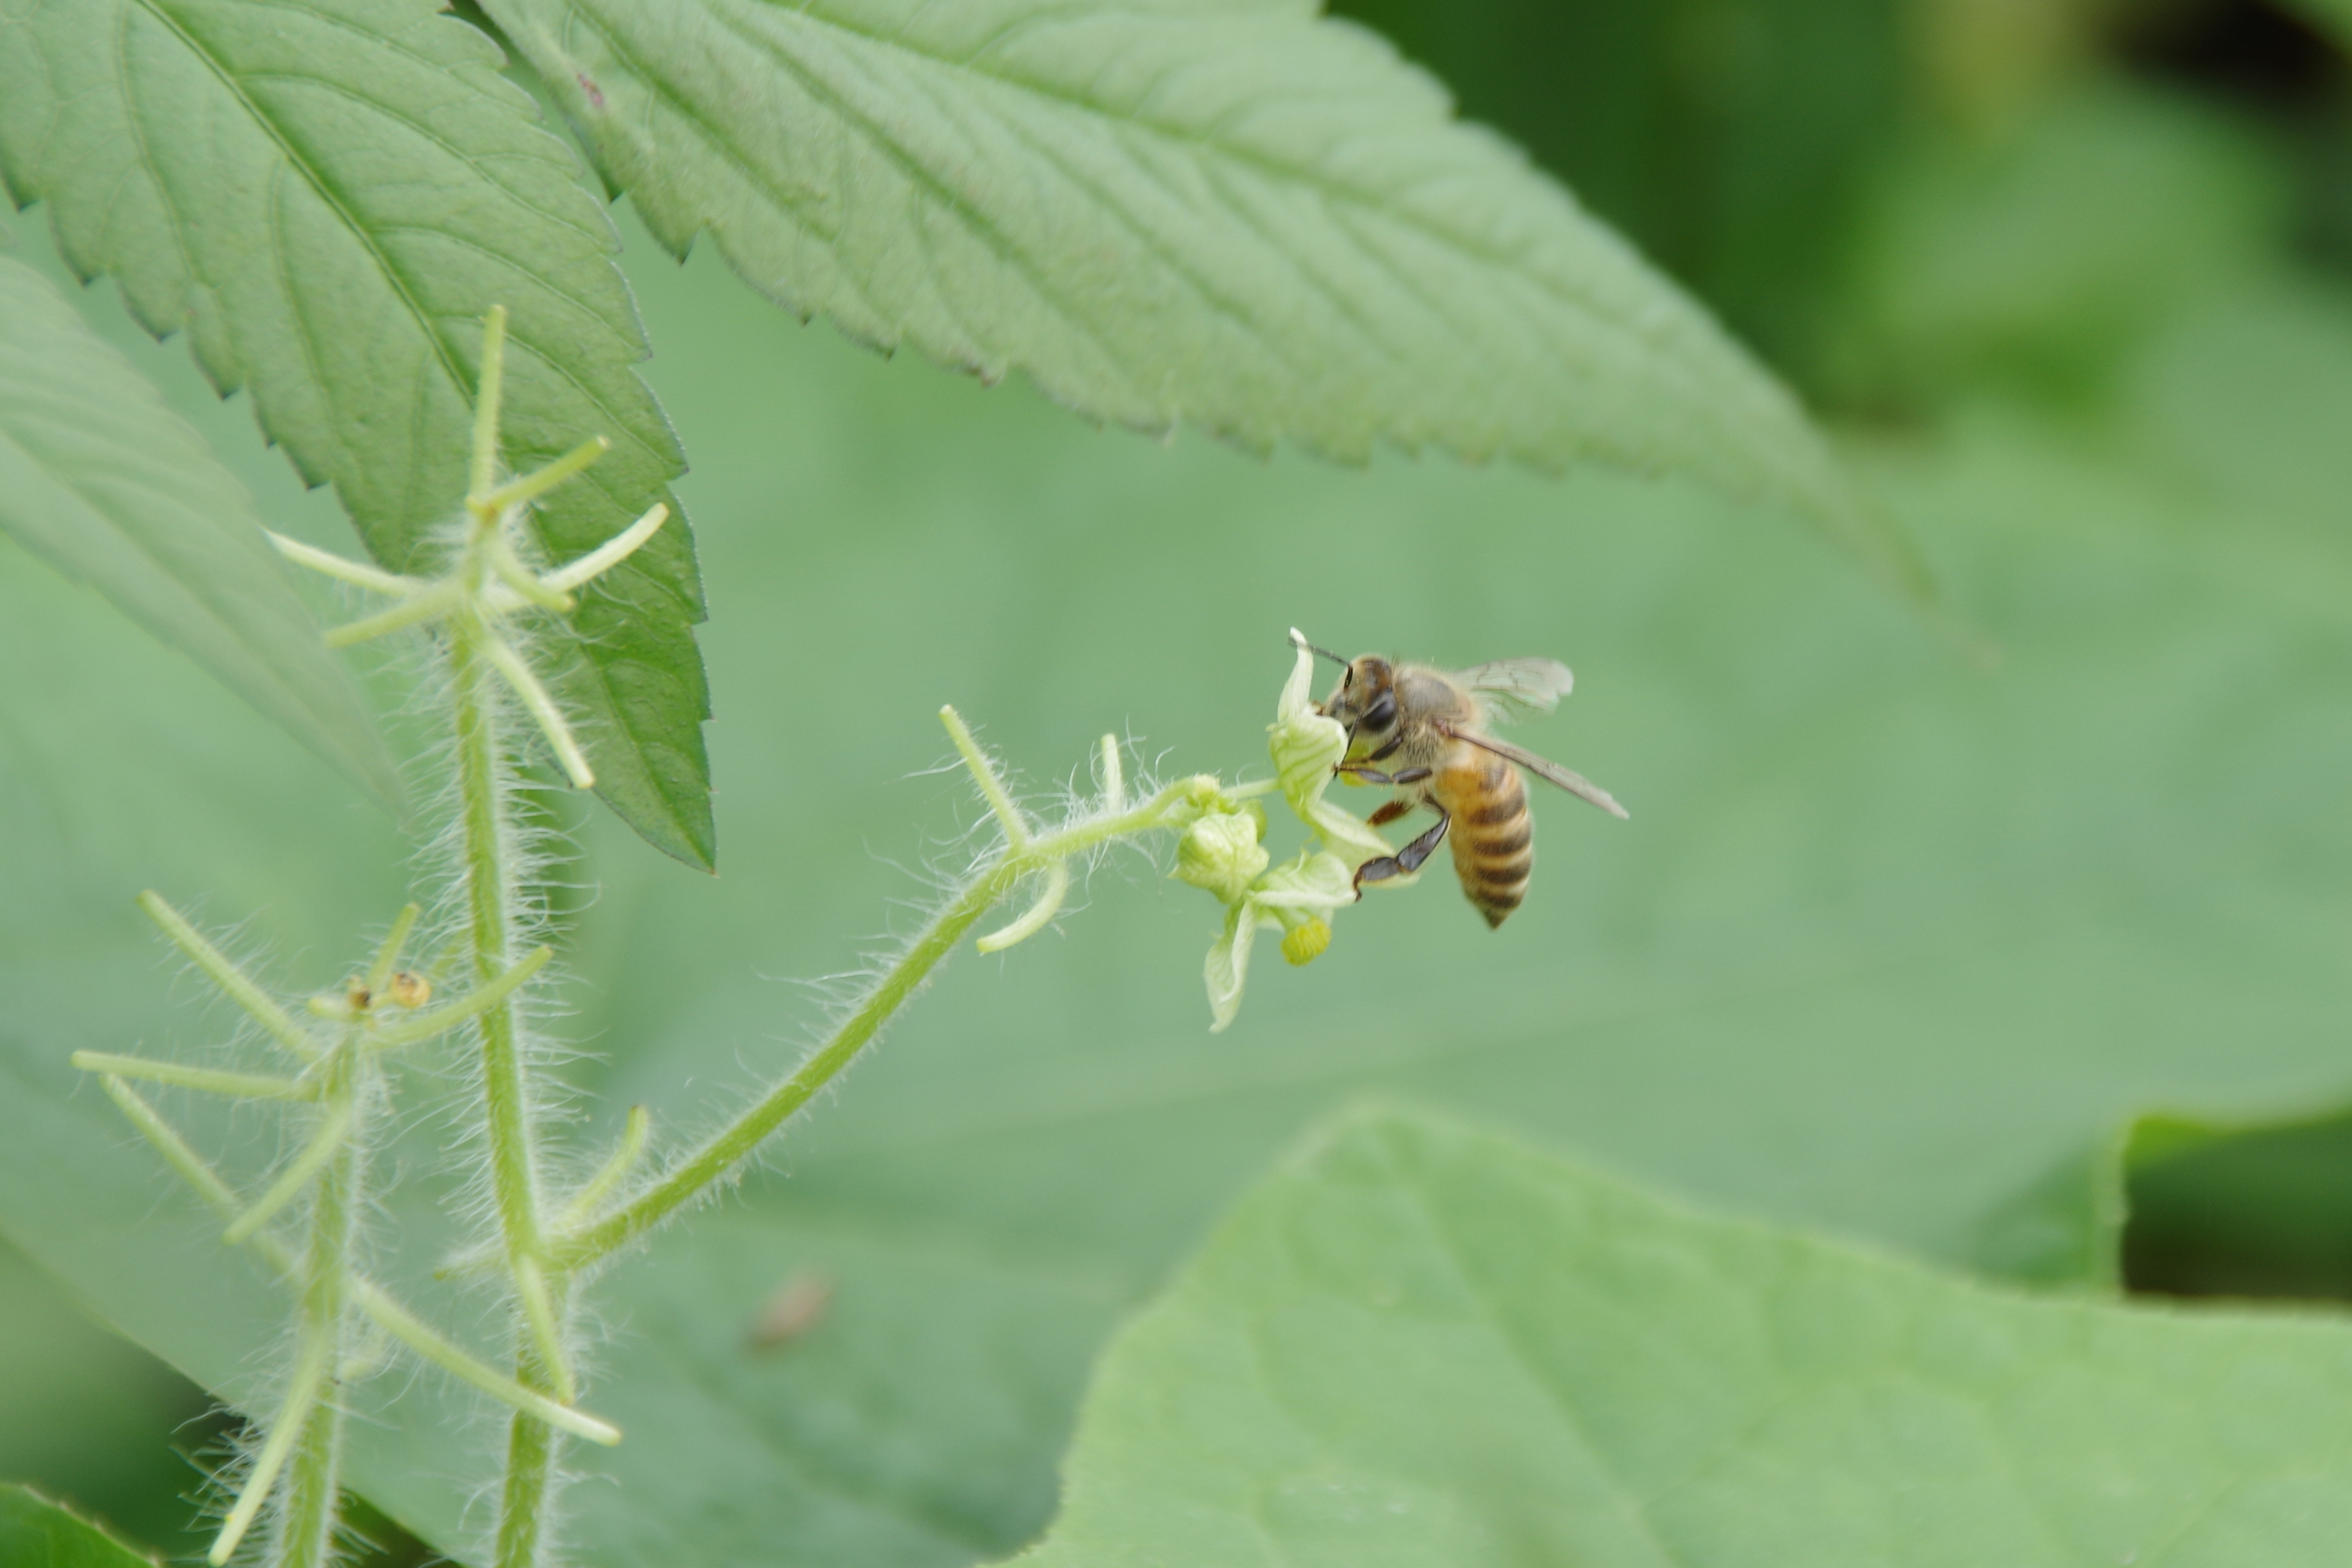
[[0, 0, 712, 865], [0, 256, 394, 805], [477, 0, 1918, 593]]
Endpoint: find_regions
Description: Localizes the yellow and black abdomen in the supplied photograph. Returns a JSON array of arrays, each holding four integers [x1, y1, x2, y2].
[[1435, 747, 1532, 928]]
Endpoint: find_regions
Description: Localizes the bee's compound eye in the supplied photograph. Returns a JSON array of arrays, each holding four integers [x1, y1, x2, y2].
[[1362, 693, 1396, 729]]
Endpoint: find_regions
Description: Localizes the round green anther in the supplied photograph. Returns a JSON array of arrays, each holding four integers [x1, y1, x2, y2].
[[1280, 918, 1332, 966]]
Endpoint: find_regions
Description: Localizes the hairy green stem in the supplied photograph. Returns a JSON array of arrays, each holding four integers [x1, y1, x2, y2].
[[68, 1052, 308, 1101], [226, 1103, 353, 1246], [479, 435, 608, 517], [448, 609, 573, 1566], [450, 619, 544, 1267], [213, 1336, 330, 1565], [135, 891, 318, 1061], [553, 775, 1216, 1269], [495, 1331, 566, 1568], [555, 1106, 650, 1231], [940, 706, 1031, 848], [277, 1049, 361, 1568], [450, 621, 567, 1329], [95, 1076, 619, 1445]]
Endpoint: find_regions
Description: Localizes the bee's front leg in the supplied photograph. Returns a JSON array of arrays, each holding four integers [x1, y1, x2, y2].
[[1353, 808, 1448, 896]]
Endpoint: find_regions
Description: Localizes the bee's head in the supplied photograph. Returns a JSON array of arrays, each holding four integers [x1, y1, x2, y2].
[[1318, 654, 1398, 745]]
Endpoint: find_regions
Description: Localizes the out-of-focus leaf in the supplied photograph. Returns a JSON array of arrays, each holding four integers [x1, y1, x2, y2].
[[1832, 84, 2282, 409], [1972, 1110, 2249, 1292], [0, 1486, 158, 1568], [476, 0, 1920, 595], [6, 218, 2352, 1566], [0, 1243, 219, 1564], [1970, 1126, 2132, 1293], [1911, 0, 2119, 132], [1328, 0, 1909, 384], [2114, 270, 2352, 536], [1979, 1090, 2352, 1302], [2283, 0, 2352, 54], [0, 0, 712, 867], [1016, 1104, 2352, 1568], [0, 256, 395, 808]]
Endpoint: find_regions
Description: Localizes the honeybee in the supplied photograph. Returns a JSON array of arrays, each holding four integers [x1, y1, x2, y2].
[[1306, 640, 1628, 928]]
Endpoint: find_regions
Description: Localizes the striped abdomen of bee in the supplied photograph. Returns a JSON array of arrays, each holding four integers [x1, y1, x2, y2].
[[1432, 744, 1533, 928]]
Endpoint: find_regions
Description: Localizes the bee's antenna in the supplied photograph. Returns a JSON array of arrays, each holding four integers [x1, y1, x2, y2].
[[1288, 628, 1350, 667]]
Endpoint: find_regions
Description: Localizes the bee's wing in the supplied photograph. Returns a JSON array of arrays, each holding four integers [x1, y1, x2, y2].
[[1439, 720, 1629, 819], [1454, 658, 1574, 717]]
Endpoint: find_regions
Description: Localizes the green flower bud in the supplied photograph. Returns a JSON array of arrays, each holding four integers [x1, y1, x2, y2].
[[1174, 808, 1269, 906]]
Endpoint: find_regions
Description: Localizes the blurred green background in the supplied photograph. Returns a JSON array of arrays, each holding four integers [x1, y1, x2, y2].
[[12, 0, 2352, 1560]]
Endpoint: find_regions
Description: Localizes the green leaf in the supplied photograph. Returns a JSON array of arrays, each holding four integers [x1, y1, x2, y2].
[[474, 0, 1921, 596], [0, 0, 712, 867], [0, 255, 396, 808], [2131, 1109, 2352, 1301], [0, 1242, 217, 1564], [0, 1486, 159, 1568], [1015, 1103, 2352, 1568], [1972, 1110, 2248, 1293], [7, 218, 2352, 1568], [1986, 1100, 2352, 1302]]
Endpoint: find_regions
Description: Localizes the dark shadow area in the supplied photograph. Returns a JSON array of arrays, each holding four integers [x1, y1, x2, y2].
[[2126, 1114, 2352, 1302]]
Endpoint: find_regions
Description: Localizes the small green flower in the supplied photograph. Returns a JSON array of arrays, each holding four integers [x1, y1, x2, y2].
[[1184, 633, 1414, 1032], [1271, 631, 1396, 865], [1200, 847, 1356, 1031]]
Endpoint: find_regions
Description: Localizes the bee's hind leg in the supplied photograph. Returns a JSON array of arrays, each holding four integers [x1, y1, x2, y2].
[[1353, 808, 1449, 897], [1366, 799, 1415, 827]]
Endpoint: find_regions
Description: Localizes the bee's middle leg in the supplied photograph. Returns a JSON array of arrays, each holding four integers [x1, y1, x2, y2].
[[1334, 763, 1432, 788], [1353, 808, 1449, 895]]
